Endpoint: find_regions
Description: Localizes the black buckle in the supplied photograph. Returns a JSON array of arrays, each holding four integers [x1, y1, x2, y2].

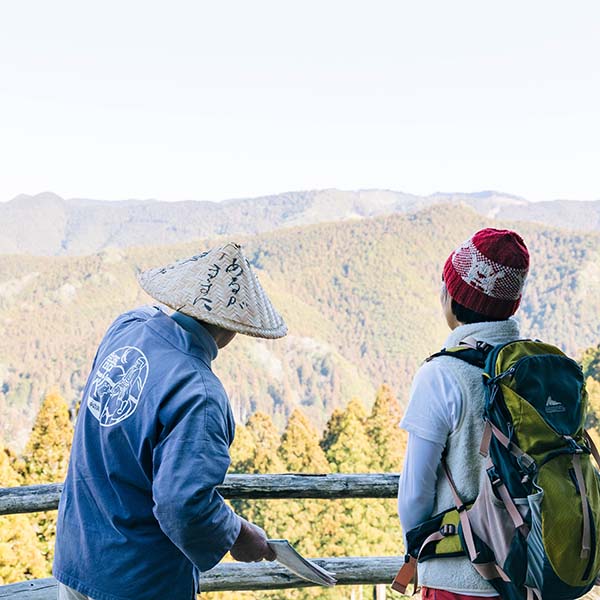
[[487, 466, 500, 486], [564, 435, 584, 454], [475, 340, 493, 353], [440, 524, 456, 536], [517, 454, 537, 474]]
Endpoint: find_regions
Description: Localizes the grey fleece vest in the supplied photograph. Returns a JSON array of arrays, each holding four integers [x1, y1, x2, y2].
[[418, 319, 521, 595]]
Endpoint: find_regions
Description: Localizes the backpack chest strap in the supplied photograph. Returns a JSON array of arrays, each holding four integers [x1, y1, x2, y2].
[[426, 337, 493, 369]]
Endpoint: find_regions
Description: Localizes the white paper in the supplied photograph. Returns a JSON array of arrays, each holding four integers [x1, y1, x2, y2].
[[267, 539, 337, 587]]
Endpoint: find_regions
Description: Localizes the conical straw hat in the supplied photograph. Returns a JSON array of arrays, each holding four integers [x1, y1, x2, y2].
[[138, 242, 287, 339]]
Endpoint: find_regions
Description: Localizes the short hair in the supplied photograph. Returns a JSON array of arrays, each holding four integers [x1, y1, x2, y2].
[[451, 299, 505, 324]]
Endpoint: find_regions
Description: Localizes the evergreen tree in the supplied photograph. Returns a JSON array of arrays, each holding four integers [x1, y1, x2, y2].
[[216, 411, 341, 600], [366, 384, 407, 472], [277, 410, 330, 554], [0, 447, 46, 584], [320, 409, 344, 456], [246, 412, 285, 475], [230, 423, 256, 474], [0, 447, 19, 487], [322, 399, 376, 473], [230, 412, 285, 540], [214, 414, 288, 600], [269, 410, 334, 600], [279, 409, 330, 474], [320, 400, 386, 599], [21, 390, 74, 570], [363, 385, 407, 564], [22, 390, 73, 484]]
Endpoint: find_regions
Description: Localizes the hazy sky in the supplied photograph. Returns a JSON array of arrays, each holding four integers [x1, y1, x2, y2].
[[1, 1, 599, 203]]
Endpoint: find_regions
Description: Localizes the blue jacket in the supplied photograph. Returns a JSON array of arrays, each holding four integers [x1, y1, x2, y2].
[[54, 306, 241, 600]]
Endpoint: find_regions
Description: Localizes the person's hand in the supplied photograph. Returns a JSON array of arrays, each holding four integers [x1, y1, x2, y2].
[[230, 517, 276, 562]]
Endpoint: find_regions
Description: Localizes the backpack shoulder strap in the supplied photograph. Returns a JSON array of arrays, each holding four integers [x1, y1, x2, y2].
[[425, 337, 494, 369]]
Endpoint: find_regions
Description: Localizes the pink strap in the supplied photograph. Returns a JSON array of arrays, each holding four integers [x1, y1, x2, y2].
[[572, 454, 591, 559], [488, 422, 512, 448], [480, 421, 493, 457], [485, 455, 528, 535], [442, 459, 521, 585], [416, 530, 450, 560], [391, 557, 417, 594], [474, 561, 512, 582], [392, 518, 459, 593], [442, 459, 479, 561], [526, 586, 542, 600], [488, 423, 535, 470], [461, 336, 480, 349], [495, 479, 529, 536]]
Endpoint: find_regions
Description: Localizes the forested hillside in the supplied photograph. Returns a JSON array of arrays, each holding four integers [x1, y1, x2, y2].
[[2, 189, 600, 256], [1, 203, 599, 451]]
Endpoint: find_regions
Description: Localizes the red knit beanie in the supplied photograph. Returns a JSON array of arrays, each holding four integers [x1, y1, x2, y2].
[[442, 228, 530, 319]]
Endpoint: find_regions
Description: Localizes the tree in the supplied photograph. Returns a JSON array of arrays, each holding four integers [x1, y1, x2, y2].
[[279, 409, 330, 474], [216, 411, 340, 600], [20, 390, 74, 569], [277, 410, 330, 554], [244, 411, 285, 475], [229, 423, 256, 474], [22, 390, 73, 485], [320, 409, 344, 456], [0, 447, 46, 584], [366, 385, 407, 472], [319, 399, 388, 599], [229, 412, 285, 540], [322, 399, 376, 474]]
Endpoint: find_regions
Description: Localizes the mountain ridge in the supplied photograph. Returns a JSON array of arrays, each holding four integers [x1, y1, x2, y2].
[[3, 189, 600, 256]]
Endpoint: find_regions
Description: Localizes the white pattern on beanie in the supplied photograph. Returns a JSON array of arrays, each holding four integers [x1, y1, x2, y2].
[[452, 238, 528, 301]]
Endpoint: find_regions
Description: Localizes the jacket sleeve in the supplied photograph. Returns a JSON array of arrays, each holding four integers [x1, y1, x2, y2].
[[151, 370, 241, 572], [397, 433, 444, 548]]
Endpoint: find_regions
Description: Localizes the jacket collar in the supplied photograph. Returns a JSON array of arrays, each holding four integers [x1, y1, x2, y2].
[[145, 307, 219, 365], [170, 311, 219, 362], [444, 318, 521, 349]]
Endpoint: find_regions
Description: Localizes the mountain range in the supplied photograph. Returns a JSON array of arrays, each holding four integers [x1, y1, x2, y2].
[[2, 189, 600, 256], [1, 199, 599, 452]]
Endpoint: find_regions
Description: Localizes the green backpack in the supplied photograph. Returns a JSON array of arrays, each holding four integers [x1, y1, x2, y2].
[[392, 338, 600, 600]]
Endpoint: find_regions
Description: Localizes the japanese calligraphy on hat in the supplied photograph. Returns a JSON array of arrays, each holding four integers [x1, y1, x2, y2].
[[137, 242, 287, 339]]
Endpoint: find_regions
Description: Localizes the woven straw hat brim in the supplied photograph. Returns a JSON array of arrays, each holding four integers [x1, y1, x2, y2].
[[138, 291, 287, 339], [137, 243, 287, 339]]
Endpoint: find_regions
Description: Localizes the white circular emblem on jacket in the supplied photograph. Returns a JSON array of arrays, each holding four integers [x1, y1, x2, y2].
[[86, 346, 149, 426]]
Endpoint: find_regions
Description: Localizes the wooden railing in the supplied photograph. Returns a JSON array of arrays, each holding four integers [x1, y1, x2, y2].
[[0, 474, 404, 599]]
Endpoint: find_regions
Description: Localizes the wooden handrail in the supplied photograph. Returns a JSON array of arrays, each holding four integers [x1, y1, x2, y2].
[[0, 473, 400, 516], [0, 556, 403, 598]]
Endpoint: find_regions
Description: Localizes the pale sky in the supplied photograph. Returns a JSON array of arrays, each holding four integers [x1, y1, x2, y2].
[[1, 1, 599, 203]]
